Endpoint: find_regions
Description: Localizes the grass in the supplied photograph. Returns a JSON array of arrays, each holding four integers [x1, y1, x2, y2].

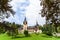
[[0, 33, 60, 40]]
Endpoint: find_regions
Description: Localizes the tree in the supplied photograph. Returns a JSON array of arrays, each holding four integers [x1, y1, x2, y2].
[[42, 24, 53, 36], [0, 0, 15, 20], [0, 0, 16, 36], [38, 25, 42, 30], [40, 0, 60, 32]]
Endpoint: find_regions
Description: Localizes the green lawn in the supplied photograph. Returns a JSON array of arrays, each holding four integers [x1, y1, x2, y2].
[[0, 33, 60, 40]]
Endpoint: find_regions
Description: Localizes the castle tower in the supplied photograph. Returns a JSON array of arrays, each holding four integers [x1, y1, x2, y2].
[[35, 21, 39, 28], [23, 17, 28, 30], [34, 21, 39, 33], [36, 21, 39, 27]]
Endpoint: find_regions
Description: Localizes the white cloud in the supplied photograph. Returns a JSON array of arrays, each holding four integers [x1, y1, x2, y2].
[[4, 0, 46, 26], [25, 0, 45, 26], [4, 15, 20, 24], [10, 0, 30, 11]]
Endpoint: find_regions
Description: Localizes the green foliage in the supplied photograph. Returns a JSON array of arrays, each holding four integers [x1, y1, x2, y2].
[[42, 24, 53, 36], [40, 0, 60, 32], [0, 21, 22, 37], [0, 0, 15, 18], [0, 27, 5, 34], [38, 26, 42, 30], [57, 26, 60, 33], [24, 30, 30, 37]]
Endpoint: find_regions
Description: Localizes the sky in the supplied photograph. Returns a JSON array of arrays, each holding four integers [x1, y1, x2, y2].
[[4, 0, 46, 26]]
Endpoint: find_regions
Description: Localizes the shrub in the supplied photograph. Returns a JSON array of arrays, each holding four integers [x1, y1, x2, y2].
[[7, 29, 18, 37], [42, 24, 53, 36], [24, 30, 29, 37]]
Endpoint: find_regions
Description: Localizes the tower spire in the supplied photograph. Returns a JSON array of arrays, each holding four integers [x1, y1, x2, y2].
[[24, 17, 27, 22], [23, 17, 27, 25], [36, 20, 39, 26]]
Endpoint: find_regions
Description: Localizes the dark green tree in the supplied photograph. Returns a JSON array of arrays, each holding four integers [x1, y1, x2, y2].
[[40, 0, 60, 32], [42, 24, 53, 36], [0, 0, 15, 19], [0, 0, 16, 36]]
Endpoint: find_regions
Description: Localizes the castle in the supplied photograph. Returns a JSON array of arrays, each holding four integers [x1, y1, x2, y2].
[[23, 17, 40, 33], [18, 17, 41, 33]]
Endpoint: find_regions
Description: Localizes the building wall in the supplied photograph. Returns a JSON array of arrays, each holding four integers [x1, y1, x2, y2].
[[23, 24, 28, 30]]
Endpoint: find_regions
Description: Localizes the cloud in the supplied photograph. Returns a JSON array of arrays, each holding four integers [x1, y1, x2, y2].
[[4, 0, 46, 26], [5, 0, 30, 24], [25, 0, 46, 26], [10, 0, 30, 11]]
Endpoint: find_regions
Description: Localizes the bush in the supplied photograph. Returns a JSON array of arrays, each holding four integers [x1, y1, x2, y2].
[[7, 29, 18, 37], [24, 30, 29, 37], [42, 24, 53, 36], [57, 26, 60, 33]]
